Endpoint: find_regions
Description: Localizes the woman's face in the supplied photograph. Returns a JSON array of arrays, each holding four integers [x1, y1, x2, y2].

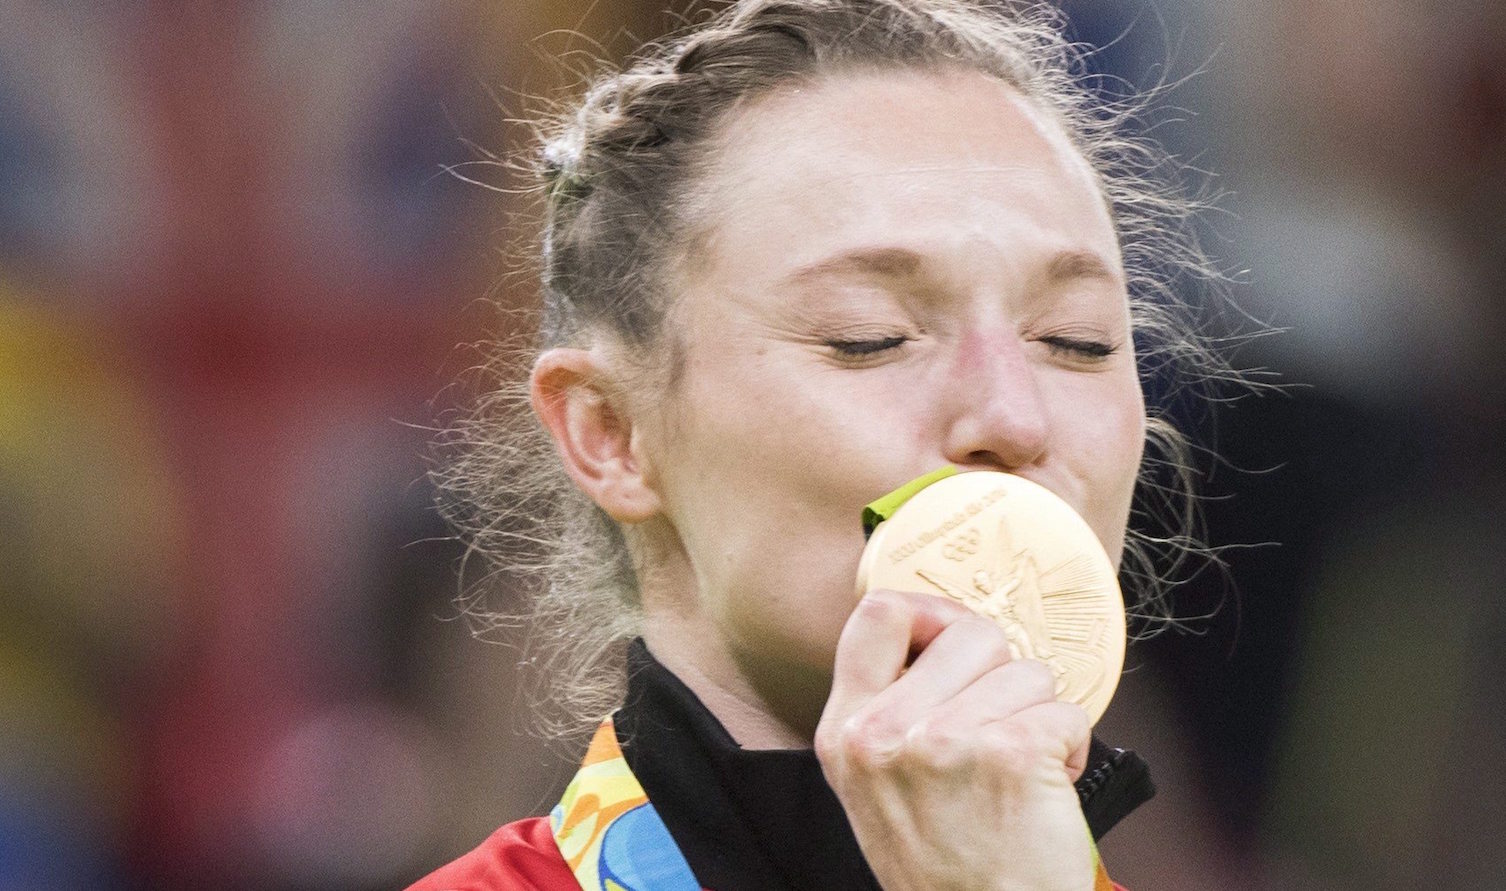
[[636, 68, 1145, 719]]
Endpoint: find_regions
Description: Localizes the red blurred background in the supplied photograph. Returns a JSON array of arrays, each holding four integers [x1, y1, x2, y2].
[[1, 1, 1502, 889]]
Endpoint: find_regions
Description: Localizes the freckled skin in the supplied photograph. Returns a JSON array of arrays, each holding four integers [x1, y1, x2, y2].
[[633, 68, 1145, 749]]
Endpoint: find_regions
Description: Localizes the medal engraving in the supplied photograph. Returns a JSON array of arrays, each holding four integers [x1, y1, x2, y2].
[[885, 487, 1006, 564], [856, 472, 1125, 724]]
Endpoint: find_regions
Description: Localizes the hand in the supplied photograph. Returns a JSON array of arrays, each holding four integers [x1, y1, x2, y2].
[[815, 589, 1096, 891]]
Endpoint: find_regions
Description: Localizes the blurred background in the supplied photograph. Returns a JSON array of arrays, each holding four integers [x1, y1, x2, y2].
[[0, 1, 1501, 888]]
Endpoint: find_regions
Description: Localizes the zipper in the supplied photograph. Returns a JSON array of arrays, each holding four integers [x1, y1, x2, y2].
[[1076, 746, 1129, 804]]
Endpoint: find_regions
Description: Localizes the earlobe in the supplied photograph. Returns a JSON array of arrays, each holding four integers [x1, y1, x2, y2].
[[531, 348, 663, 523]]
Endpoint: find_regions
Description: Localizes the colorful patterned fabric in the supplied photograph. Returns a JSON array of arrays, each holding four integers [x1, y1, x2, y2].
[[548, 716, 1123, 891], [549, 718, 703, 891]]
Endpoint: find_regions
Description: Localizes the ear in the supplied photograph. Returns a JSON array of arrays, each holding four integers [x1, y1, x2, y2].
[[531, 347, 662, 523]]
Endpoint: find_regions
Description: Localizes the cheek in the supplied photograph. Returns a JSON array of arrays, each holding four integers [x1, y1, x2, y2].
[[663, 391, 884, 668], [1102, 379, 1148, 486], [657, 356, 875, 565], [1048, 372, 1145, 531]]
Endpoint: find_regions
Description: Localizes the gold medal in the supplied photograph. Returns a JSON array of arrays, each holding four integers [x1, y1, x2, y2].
[[856, 470, 1126, 724]]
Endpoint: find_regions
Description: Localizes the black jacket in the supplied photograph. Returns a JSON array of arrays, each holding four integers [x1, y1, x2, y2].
[[615, 638, 1155, 891]]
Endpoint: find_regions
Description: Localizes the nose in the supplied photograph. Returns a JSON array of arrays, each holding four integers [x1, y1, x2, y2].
[[939, 329, 1050, 471]]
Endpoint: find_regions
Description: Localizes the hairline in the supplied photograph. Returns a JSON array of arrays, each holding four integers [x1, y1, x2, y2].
[[606, 59, 1124, 393]]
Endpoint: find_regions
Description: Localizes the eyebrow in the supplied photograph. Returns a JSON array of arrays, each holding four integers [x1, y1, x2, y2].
[[783, 247, 925, 285], [1045, 249, 1121, 286], [782, 245, 1122, 288]]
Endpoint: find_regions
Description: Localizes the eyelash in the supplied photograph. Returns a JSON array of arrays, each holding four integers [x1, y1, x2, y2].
[[823, 335, 911, 356], [822, 334, 1118, 360], [1040, 336, 1118, 359]]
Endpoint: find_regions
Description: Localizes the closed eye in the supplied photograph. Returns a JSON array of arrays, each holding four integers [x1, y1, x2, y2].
[[1040, 336, 1117, 359], [823, 334, 911, 356]]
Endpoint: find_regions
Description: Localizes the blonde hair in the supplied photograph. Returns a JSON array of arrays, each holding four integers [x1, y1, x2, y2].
[[435, 0, 1241, 735]]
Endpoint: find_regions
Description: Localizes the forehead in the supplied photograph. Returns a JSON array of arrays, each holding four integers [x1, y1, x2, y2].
[[688, 67, 1119, 284]]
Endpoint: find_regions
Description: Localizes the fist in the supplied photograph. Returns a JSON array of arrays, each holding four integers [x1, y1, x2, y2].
[[815, 589, 1096, 891]]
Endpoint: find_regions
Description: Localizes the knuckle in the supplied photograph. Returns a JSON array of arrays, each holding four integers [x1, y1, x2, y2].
[[856, 588, 909, 621], [987, 717, 1056, 764], [846, 733, 897, 767], [1015, 659, 1058, 698], [980, 728, 1034, 769], [835, 711, 902, 766], [1059, 701, 1090, 739], [902, 719, 967, 765], [974, 620, 1015, 663]]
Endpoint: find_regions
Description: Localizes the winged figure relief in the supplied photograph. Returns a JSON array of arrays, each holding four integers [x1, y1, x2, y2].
[[915, 514, 1111, 704]]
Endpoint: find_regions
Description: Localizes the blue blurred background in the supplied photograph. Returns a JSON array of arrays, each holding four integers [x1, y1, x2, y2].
[[1, 1, 1502, 888]]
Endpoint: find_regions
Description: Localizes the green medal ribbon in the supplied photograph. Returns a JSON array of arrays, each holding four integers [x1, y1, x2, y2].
[[861, 465, 959, 538]]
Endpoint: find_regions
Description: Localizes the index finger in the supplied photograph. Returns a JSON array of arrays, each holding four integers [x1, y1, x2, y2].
[[822, 589, 979, 721]]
